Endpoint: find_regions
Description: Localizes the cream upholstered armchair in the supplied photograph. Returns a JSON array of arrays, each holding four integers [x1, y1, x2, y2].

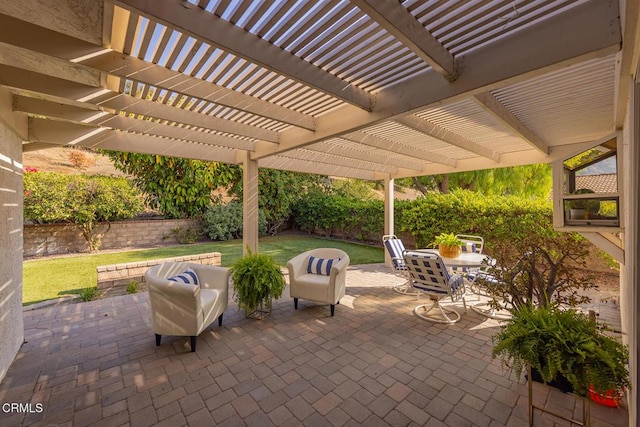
[[286, 248, 349, 317], [145, 262, 230, 352]]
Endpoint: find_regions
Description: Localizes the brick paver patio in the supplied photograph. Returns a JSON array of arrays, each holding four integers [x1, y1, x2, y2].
[[0, 264, 628, 426]]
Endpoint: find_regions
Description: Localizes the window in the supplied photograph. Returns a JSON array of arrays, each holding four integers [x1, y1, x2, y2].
[[554, 136, 620, 229]]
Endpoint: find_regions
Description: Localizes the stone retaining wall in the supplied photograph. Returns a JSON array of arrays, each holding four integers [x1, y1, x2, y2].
[[24, 218, 202, 257], [96, 252, 222, 289]]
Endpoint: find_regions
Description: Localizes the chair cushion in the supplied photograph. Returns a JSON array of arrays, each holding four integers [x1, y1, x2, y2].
[[167, 267, 199, 285], [461, 243, 478, 253], [384, 238, 406, 269], [307, 255, 340, 276]]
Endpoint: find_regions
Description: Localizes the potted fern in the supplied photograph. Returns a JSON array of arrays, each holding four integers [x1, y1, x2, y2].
[[230, 249, 286, 319], [433, 233, 464, 258], [492, 304, 630, 402]]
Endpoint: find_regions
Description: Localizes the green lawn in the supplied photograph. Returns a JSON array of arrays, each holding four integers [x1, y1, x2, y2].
[[23, 235, 384, 305]]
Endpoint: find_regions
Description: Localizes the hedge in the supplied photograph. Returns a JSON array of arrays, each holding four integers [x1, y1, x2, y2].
[[292, 189, 552, 248]]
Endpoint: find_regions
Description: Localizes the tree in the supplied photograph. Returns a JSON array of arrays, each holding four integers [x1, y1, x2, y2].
[[23, 172, 143, 251], [407, 164, 552, 198], [106, 152, 238, 218], [228, 169, 323, 235], [106, 151, 323, 234], [483, 225, 595, 310]]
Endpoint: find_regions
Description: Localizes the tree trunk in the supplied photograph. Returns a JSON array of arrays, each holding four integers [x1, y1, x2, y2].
[[411, 177, 429, 195]]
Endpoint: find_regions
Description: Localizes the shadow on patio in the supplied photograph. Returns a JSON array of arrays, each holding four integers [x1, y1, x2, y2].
[[0, 264, 628, 426]]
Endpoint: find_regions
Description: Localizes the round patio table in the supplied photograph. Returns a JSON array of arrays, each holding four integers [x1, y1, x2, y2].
[[411, 249, 489, 269]]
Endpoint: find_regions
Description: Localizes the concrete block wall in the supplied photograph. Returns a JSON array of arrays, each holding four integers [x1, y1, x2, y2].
[[24, 218, 202, 257], [96, 252, 222, 289]]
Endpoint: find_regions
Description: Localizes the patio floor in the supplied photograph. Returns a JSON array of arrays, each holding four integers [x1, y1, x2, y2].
[[0, 264, 628, 426]]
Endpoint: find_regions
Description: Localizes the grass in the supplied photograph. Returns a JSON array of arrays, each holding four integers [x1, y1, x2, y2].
[[23, 235, 384, 305]]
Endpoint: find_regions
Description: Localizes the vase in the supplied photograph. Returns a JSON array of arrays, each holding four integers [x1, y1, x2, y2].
[[439, 244, 461, 258]]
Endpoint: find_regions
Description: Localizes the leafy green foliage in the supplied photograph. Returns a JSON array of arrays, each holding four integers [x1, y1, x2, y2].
[[406, 163, 551, 198], [399, 189, 551, 248], [126, 281, 138, 294], [23, 172, 142, 251], [293, 189, 385, 242], [228, 169, 324, 235], [330, 178, 376, 199], [492, 305, 630, 397], [79, 286, 101, 302], [483, 221, 594, 309], [202, 201, 267, 241], [105, 151, 238, 218], [170, 226, 201, 244], [432, 233, 464, 246], [230, 249, 285, 316]]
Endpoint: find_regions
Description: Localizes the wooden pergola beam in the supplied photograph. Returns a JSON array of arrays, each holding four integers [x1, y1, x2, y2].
[[396, 115, 500, 161], [472, 92, 549, 155], [351, 0, 458, 81]]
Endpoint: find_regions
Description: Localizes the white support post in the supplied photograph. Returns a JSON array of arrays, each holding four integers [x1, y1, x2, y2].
[[242, 152, 259, 256], [627, 79, 640, 426], [384, 176, 394, 267]]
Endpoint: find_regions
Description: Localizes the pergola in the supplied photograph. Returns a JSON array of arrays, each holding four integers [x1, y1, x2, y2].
[[0, 0, 639, 423]]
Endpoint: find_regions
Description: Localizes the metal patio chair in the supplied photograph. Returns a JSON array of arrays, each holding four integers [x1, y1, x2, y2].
[[382, 235, 420, 295], [403, 251, 467, 324]]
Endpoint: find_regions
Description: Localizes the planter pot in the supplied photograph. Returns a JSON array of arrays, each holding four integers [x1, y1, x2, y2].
[[589, 385, 622, 407], [528, 367, 574, 394], [569, 208, 585, 219], [439, 244, 461, 258]]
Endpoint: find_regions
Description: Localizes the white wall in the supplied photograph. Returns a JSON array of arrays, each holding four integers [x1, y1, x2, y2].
[[621, 79, 639, 426], [0, 88, 25, 382]]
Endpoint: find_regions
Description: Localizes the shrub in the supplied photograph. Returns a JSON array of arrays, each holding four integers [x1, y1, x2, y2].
[[126, 281, 138, 294], [23, 172, 143, 251], [203, 201, 266, 241], [79, 287, 101, 301], [171, 226, 201, 244], [292, 190, 385, 242], [398, 189, 551, 248], [67, 149, 94, 170]]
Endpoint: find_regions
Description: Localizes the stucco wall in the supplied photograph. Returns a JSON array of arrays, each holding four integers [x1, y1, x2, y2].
[[0, 96, 25, 382], [23, 218, 202, 257]]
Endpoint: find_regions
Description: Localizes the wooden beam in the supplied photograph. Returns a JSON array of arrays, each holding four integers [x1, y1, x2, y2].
[[351, 0, 458, 81], [81, 51, 316, 131], [28, 116, 240, 164], [0, 63, 279, 142], [113, 0, 373, 110], [282, 149, 397, 174], [614, 0, 640, 127], [251, 0, 620, 159], [258, 156, 377, 181], [14, 95, 257, 151], [341, 131, 456, 167], [472, 92, 549, 155], [396, 115, 500, 161], [0, 13, 315, 130], [307, 142, 424, 172]]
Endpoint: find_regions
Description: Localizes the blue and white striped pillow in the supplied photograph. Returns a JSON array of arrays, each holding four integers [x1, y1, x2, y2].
[[307, 256, 341, 276], [167, 267, 199, 286]]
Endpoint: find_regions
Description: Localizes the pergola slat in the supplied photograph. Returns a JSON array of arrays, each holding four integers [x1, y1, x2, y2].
[[114, 0, 374, 111]]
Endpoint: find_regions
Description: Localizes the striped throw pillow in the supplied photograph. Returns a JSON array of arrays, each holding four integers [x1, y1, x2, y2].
[[307, 256, 341, 276], [167, 267, 199, 286]]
